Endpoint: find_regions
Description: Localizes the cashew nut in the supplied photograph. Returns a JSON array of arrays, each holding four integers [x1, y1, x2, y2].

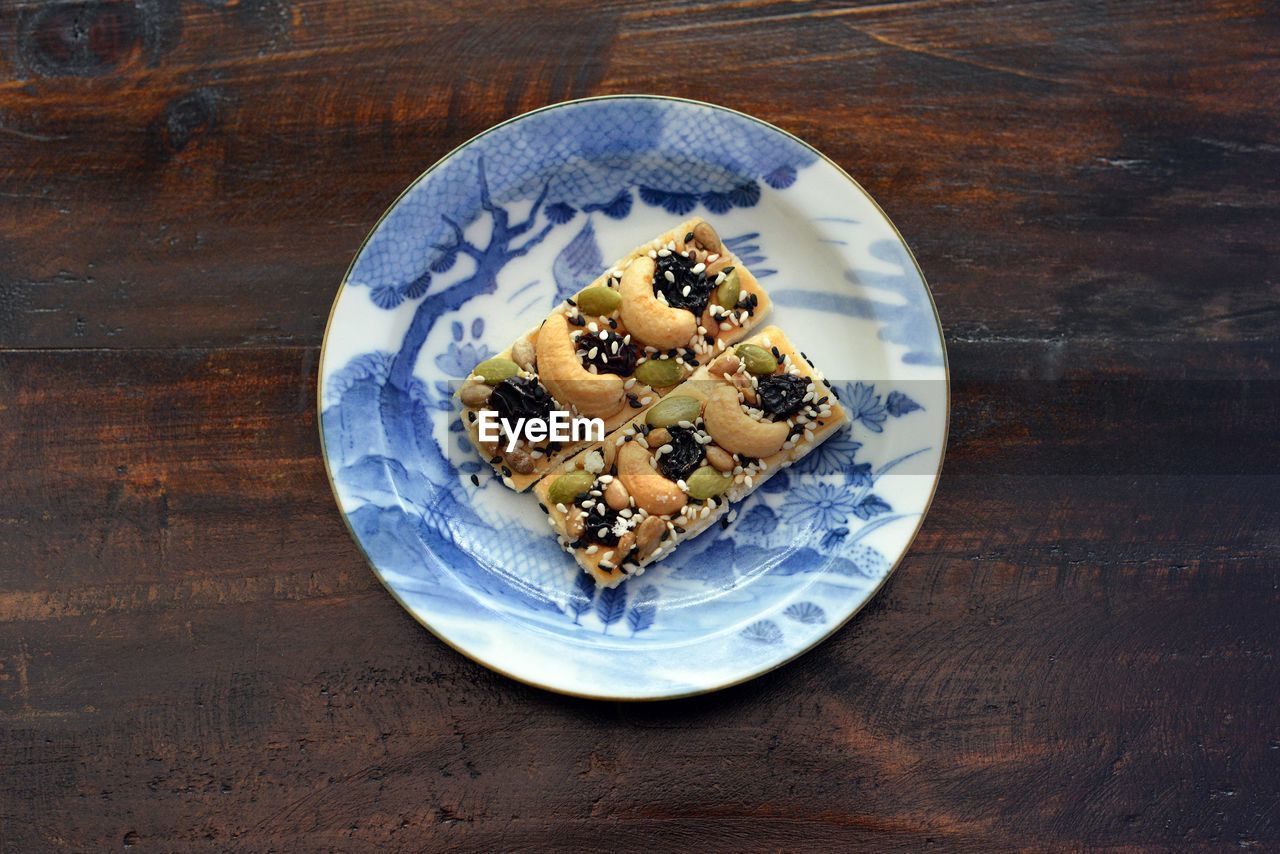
[[635, 515, 667, 561], [703, 385, 789, 458], [616, 441, 687, 516], [618, 256, 697, 349], [535, 313, 625, 418]]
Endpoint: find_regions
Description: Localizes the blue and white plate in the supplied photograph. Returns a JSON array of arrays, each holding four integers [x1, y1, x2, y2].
[[319, 97, 948, 700]]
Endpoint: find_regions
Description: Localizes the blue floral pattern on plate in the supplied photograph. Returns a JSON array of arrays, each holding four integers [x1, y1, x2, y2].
[[319, 97, 947, 699]]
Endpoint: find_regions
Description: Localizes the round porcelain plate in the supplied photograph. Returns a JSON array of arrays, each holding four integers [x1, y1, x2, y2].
[[319, 96, 948, 700]]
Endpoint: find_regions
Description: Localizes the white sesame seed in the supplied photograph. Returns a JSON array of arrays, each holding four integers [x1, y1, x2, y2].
[[664, 270, 676, 283], [692, 262, 705, 273]]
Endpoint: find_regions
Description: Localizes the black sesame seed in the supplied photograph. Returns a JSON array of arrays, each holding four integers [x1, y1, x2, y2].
[[720, 517, 731, 530], [538, 503, 548, 513], [722, 266, 735, 275], [771, 347, 781, 359], [687, 357, 700, 367], [673, 526, 686, 534], [490, 455, 503, 465], [569, 315, 585, 327], [566, 298, 577, 306], [467, 411, 476, 422], [704, 334, 716, 345], [628, 395, 643, 408], [470, 474, 479, 486], [501, 466, 512, 477], [684, 231, 694, 242]]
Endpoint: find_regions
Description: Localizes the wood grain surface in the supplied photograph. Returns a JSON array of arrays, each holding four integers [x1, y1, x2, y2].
[[1, 0, 1277, 850]]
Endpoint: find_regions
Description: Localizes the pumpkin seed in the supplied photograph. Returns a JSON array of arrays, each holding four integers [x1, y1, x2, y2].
[[634, 358, 682, 389], [548, 470, 596, 506], [645, 395, 701, 428], [473, 357, 520, 385], [715, 268, 741, 308], [685, 466, 732, 500], [575, 286, 622, 317], [734, 343, 778, 376]]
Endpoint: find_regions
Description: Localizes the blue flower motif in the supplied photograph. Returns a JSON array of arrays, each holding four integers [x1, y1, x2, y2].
[[639, 187, 698, 215], [429, 249, 458, 273], [885, 390, 923, 417], [764, 165, 796, 189], [778, 482, 857, 531], [850, 494, 892, 521], [740, 620, 782, 645], [402, 271, 432, 299], [434, 341, 492, 377], [701, 190, 733, 214], [844, 381, 888, 433], [820, 527, 848, 549], [729, 181, 761, 208], [582, 190, 632, 219], [370, 286, 405, 309], [738, 504, 778, 537], [761, 469, 790, 493], [783, 601, 825, 624], [792, 434, 862, 476], [545, 202, 576, 224], [845, 463, 872, 489]]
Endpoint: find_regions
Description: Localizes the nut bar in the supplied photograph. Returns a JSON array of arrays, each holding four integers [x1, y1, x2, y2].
[[458, 218, 772, 490], [534, 325, 850, 587]]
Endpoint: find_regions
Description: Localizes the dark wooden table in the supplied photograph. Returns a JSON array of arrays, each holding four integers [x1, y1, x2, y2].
[[2, 1, 1278, 849]]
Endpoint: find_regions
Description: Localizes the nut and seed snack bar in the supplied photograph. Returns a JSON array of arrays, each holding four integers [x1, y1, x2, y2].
[[534, 325, 849, 587], [457, 218, 772, 490]]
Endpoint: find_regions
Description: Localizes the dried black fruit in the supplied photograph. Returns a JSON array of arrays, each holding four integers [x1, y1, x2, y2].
[[757, 374, 808, 420], [577, 329, 637, 376], [657, 427, 703, 482], [582, 504, 622, 546], [489, 376, 555, 425], [653, 252, 713, 315]]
